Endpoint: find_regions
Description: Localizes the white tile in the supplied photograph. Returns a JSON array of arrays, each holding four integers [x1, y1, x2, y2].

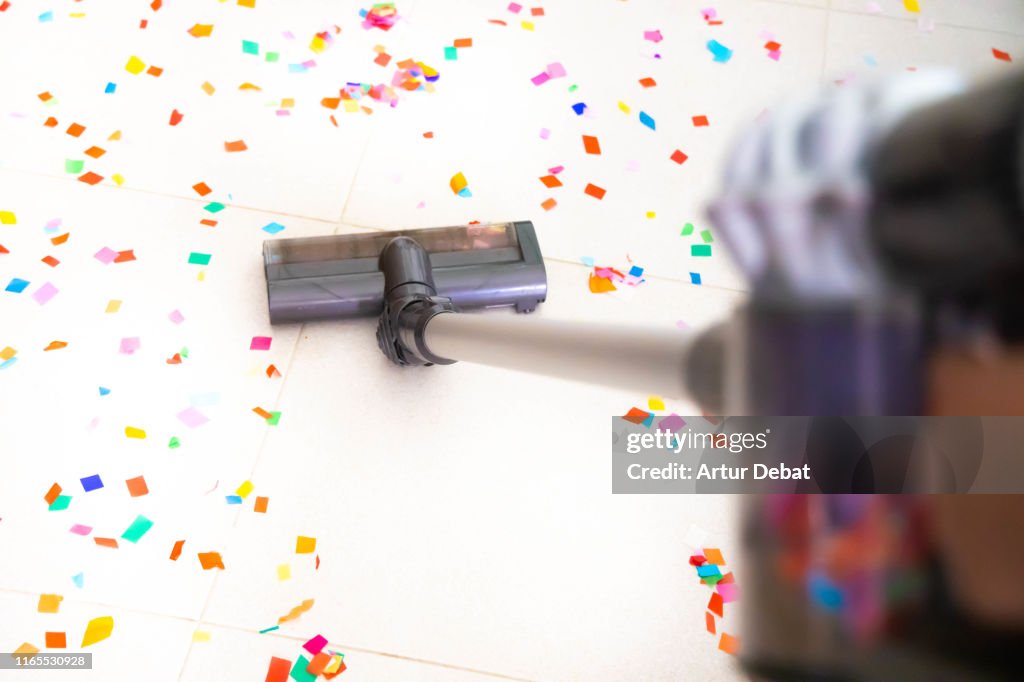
[[200, 261, 745, 680], [179, 624, 515, 682], [0, 171, 338, 617], [823, 9, 1024, 79], [831, 0, 1024, 35], [342, 1, 828, 290], [0, 590, 194, 682]]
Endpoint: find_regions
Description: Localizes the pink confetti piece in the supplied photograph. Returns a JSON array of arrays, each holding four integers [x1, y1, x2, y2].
[[767, 50, 781, 61], [545, 62, 566, 78], [717, 582, 739, 603], [168, 309, 184, 324], [539, 127, 550, 139], [548, 165, 564, 174], [507, 2, 522, 13], [643, 29, 663, 43], [119, 337, 140, 355], [177, 407, 209, 428], [70, 524, 92, 535], [530, 71, 550, 86], [33, 282, 59, 305], [250, 336, 272, 351], [94, 247, 118, 264], [303, 634, 328, 655]]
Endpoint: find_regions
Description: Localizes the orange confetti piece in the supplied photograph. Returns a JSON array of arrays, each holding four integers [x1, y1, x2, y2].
[[453, 38, 473, 48], [192, 181, 212, 196], [638, 77, 657, 88], [66, 123, 85, 137], [51, 233, 70, 246], [422, 131, 433, 138], [170, 540, 185, 561], [374, 52, 392, 67], [253, 406, 273, 420], [201, 81, 216, 95], [584, 183, 606, 200], [992, 48, 1012, 62], [296, 536, 316, 554], [266, 364, 281, 378], [239, 82, 262, 91], [254, 496, 269, 513], [703, 548, 724, 564], [266, 657, 291, 682], [539, 175, 562, 188], [114, 250, 136, 263], [200, 219, 218, 227], [238, 0, 256, 7], [44, 483, 62, 505], [146, 65, 163, 77], [43, 341, 67, 351], [708, 592, 724, 617], [670, 149, 689, 165], [44, 117, 58, 128], [169, 109, 184, 126], [45, 632, 67, 648], [541, 198, 557, 211], [320, 97, 340, 109], [38, 594, 63, 613], [188, 23, 213, 37], [94, 537, 119, 548], [84, 146, 106, 158], [38, 91, 53, 102], [306, 653, 330, 676], [78, 172, 104, 186], [42, 255, 60, 267], [582, 135, 601, 155], [705, 611, 716, 634], [224, 140, 248, 152], [13, 643, 39, 657], [718, 632, 740, 656], [277, 598, 315, 624], [125, 476, 149, 497], [198, 552, 225, 570], [692, 115, 709, 127], [588, 273, 616, 292]]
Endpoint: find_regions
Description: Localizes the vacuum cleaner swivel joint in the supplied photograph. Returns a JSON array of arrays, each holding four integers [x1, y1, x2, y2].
[[376, 237, 458, 366]]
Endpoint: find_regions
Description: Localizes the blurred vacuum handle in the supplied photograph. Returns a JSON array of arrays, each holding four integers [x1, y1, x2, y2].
[[423, 311, 698, 400]]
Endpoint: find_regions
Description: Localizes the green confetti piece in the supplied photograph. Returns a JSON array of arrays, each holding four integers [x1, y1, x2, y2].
[[264, 51, 279, 62], [180, 347, 189, 358], [267, 411, 282, 426], [242, 40, 259, 55], [444, 46, 458, 60], [568, 84, 578, 92], [702, 573, 725, 586], [168, 436, 181, 449], [121, 514, 154, 543], [203, 202, 225, 213], [258, 625, 279, 634], [48, 495, 72, 511], [188, 252, 211, 266], [680, 222, 695, 236], [700, 229, 714, 243], [691, 244, 712, 257], [65, 159, 84, 174], [290, 656, 317, 682]]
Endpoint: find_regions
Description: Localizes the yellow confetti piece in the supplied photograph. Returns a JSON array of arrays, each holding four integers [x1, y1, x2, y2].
[[105, 300, 121, 313], [201, 81, 216, 96], [236, 480, 254, 498], [125, 56, 146, 75], [13, 642, 39, 657], [277, 598, 314, 624], [38, 594, 63, 613], [296, 536, 316, 554], [904, 0, 920, 12], [81, 616, 113, 647], [43, 341, 67, 351], [618, 101, 630, 114], [239, 82, 262, 91], [112, 174, 125, 186], [191, 630, 212, 642], [277, 563, 291, 581], [324, 654, 344, 674], [281, 97, 295, 108], [0, 210, 15, 224], [125, 426, 146, 439], [646, 211, 656, 219], [237, 0, 256, 7], [648, 396, 665, 411], [343, 99, 359, 113], [310, 35, 326, 53], [449, 172, 468, 195], [1, 346, 16, 361], [521, 20, 535, 31], [189, 24, 214, 38]]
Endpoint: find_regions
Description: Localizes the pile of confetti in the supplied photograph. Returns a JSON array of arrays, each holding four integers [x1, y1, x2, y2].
[[691, 548, 740, 656]]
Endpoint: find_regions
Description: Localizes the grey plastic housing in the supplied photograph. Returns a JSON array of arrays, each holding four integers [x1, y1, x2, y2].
[[263, 221, 547, 323]]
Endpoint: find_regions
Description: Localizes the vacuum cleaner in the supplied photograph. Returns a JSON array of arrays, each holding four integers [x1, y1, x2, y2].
[[263, 69, 1024, 680]]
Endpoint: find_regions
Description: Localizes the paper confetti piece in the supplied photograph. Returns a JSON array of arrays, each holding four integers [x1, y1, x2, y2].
[[45, 632, 67, 648], [169, 309, 184, 324], [718, 633, 739, 656], [32, 282, 59, 305], [121, 514, 154, 543], [188, 252, 211, 266], [992, 48, 1012, 62], [224, 140, 248, 152], [265, 657, 291, 682], [106, 300, 122, 313], [277, 564, 291, 581], [49, 495, 72, 511], [449, 172, 469, 196], [0, 211, 15, 224], [201, 81, 215, 95], [583, 183, 606, 200], [296, 536, 317, 554], [707, 40, 733, 63], [277, 598, 315, 624], [706, 611, 716, 634], [14, 643, 40, 657], [188, 24, 213, 37], [255, 496, 270, 513], [307, 653, 331, 676], [639, 77, 656, 88], [6, 278, 30, 293], [169, 109, 184, 126], [541, 198, 557, 211], [644, 29, 662, 42], [72, 573, 84, 588], [903, 0, 920, 12], [639, 111, 656, 130], [78, 172, 104, 186], [582, 135, 601, 155], [38, 594, 63, 613], [262, 221, 285, 234], [177, 407, 209, 428], [125, 476, 149, 497], [94, 537, 118, 548], [192, 631, 211, 642], [124, 427, 146, 439], [704, 547, 724, 564], [266, 364, 281, 378], [80, 475, 104, 492], [44, 483, 62, 505], [198, 552, 225, 570], [125, 56, 146, 74], [250, 336, 272, 351], [81, 616, 113, 647], [304, 634, 328, 656], [671, 150, 689, 165], [43, 340, 67, 351], [170, 540, 184, 560]]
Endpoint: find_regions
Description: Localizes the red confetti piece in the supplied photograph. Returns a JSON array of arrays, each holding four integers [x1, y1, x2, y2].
[[692, 115, 709, 127], [169, 109, 184, 126], [992, 48, 1012, 62], [670, 149, 689, 165], [584, 183, 606, 200], [638, 77, 657, 88], [622, 407, 651, 424], [41, 255, 59, 267], [78, 172, 104, 185]]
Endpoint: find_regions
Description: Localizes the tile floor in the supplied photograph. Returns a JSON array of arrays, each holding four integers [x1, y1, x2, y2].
[[0, 1, 1021, 680]]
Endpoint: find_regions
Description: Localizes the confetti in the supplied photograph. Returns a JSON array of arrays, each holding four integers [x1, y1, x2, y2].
[[277, 564, 291, 581], [903, 0, 920, 12], [124, 427, 146, 439], [38, 594, 63, 613], [582, 135, 601, 155], [265, 657, 291, 682], [262, 221, 285, 234], [80, 475, 104, 492], [277, 598, 315, 624], [32, 282, 59, 305], [250, 336, 272, 350], [583, 183, 606, 200], [706, 39, 733, 63], [992, 48, 1012, 62], [188, 252, 212, 266], [188, 24, 213, 38], [224, 140, 248, 152], [639, 111, 656, 130], [177, 407, 209, 428], [125, 476, 149, 497], [198, 552, 225, 570], [0, 211, 15, 224], [121, 514, 154, 543], [125, 56, 146, 74], [81, 616, 114, 647], [255, 496, 270, 513], [296, 536, 317, 554], [45, 632, 67, 648], [644, 29, 663, 42], [449, 172, 471, 197], [671, 150, 689, 165], [304, 634, 328, 655], [170, 540, 185, 560]]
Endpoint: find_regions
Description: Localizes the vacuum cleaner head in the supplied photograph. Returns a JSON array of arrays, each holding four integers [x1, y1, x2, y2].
[[263, 221, 546, 323]]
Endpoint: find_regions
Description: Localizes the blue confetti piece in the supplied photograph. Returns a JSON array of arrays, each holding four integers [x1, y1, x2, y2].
[[0, 357, 17, 371], [225, 495, 243, 504], [457, 187, 473, 198], [104, 82, 117, 94], [580, 256, 595, 268], [359, 8, 368, 17], [628, 265, 644, 277], [697, 563, 721, 578], [639, 111, 656, 130], [689, 272, 702, 285], [571, 102, 587, 115], [39, 10, 53, 22], [80, 474, 104, 492], [707, 39, 734, 63], [5, 278, 30, 293], [262, 222, 286, 235], [99, 386, 111, 396], [288, 63, 308, 73], [642, 412, 656, 428], [72, 573, 84, 589]]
